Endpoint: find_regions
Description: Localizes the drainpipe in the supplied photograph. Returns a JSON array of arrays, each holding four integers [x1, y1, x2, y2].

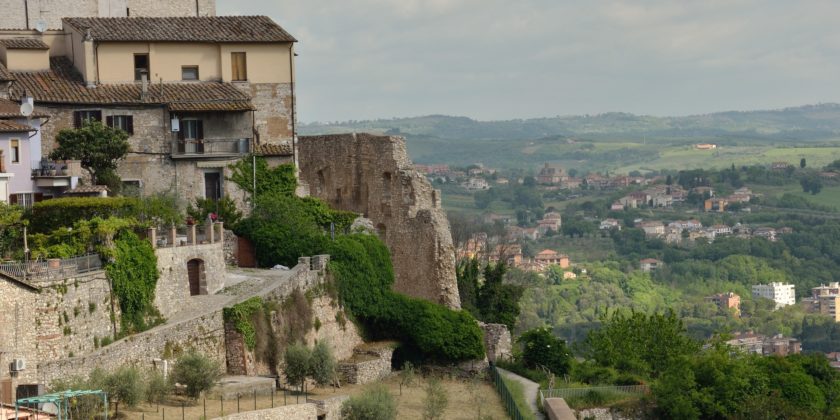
[[24, 0, 29, 30], [289, 44, 298, 169]]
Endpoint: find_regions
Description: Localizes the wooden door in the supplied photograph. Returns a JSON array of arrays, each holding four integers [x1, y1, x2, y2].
[[188, 259, 205, 296]]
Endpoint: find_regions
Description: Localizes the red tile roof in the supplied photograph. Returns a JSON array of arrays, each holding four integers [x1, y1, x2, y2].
[[0, 62, 12, 81], [11, 57, 253, 111], [0, 120, 34, 133], [63, 16, 297, 43], [0, 38, 49, 50], [255, 142, 293, 156], [0, 99, 49, 118]]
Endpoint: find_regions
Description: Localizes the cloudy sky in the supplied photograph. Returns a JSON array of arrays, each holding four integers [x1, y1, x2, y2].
[[218, 1, 840, 123]]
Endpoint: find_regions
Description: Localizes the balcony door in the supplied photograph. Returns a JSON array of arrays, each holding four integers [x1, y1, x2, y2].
[[178, 119, 204, 154]]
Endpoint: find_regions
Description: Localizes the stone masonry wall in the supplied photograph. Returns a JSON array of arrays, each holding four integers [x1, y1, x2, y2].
[[480, 322, 512, 363], [154, 241, 226, 319], [0, 0, 215, 30], [0, 278, 41, 387], [337, 345, 393, 385], [212, 403, 317, 420], [35, 272, 120, 363], [234, 83, 293, 146], [298, 134, 460, 308], [38, 306, 226, 385]]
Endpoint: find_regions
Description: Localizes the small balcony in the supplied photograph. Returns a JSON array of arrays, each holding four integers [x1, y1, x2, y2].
[[171, 138, 251, 159], [31, 159, 82, 188]]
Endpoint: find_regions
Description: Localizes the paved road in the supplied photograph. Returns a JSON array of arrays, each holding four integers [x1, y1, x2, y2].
[[497, 367, 545, 420]]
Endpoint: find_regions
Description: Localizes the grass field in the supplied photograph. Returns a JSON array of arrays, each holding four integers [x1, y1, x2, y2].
[[614, 144, 840, 173], [751, 184, 840, 210]]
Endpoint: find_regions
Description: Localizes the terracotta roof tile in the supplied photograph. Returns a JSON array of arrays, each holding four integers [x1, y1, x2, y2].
[[11, 57, 253, 111], [255, 142, 293, 156], [0, 62, 12, 81], [0, 38, 49, 50], [65, 185, 110, 194], [0, 120, 34, 133], [0, 99, 49, 118], [63, 16, 296, 43]]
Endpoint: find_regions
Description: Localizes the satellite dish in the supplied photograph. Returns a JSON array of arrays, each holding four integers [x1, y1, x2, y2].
[[35, 20, 47, 33], [20, 102, 34, 118]]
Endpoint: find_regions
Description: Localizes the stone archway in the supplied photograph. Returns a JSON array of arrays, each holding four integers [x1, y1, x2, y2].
[[187, 258, 207, 296]]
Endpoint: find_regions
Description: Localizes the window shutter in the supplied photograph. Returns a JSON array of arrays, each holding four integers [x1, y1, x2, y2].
[[126, 116, 134, 134], [92, 110, 102, 122], [73, 111, 82, 128], [196, 120, 204, 140], [106, 115, 114, 127]]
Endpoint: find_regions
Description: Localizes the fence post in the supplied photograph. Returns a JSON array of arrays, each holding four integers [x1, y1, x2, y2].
[[254, 389, 257, 410], [237, 393, 240, 413], [204, 398, 206, 419], [221, 396, 224, 417]]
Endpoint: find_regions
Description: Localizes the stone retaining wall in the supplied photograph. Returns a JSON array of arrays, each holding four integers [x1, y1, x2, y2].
[[154, 241, 226, 319], [212, 403, 317, 420], [337, 345, 393, 385]]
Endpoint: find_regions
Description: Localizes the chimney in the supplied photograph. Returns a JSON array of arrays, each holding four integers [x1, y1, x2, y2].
[[140, 71, 149, 100]]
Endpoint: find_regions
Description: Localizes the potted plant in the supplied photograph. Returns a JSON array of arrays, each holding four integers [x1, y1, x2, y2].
[[59, 164, 68, 176], [48, 163, 57, 176]]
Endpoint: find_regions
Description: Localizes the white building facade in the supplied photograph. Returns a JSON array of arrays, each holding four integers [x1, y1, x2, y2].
[[752, 283, 796, 309]]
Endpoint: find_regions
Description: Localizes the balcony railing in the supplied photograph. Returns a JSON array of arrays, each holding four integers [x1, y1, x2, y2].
[[0, 254, 102, 284], [171, 138, 251, 158]]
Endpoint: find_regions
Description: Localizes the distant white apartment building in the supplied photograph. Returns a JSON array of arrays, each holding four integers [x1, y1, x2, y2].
[[752, 283, 796, 309]]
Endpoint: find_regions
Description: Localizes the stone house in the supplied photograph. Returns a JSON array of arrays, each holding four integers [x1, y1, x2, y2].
[[637, 220, 665, 238], [0, 15, 296, 205], [706, 292, 741, 316], [599, 218, 621, 230], [534, 249, 569, 268], [536, 163, 564, 185]]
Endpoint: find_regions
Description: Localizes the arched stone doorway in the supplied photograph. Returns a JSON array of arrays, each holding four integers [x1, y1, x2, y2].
[[187, 258, 207, 296]]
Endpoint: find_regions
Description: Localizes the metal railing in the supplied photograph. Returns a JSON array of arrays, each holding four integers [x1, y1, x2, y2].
[[0, 254, 102, 283], [489, 365, 530, 420], [171, 138, 251, 157], [539, 384, 650, 405]]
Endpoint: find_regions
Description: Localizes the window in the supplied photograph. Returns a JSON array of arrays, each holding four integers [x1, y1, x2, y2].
[[73, 110, 102, 128], [134, 54, 149, 81], [182, 66, 199, 81], [122, 180, 142, 197], [10, 139, 19, 164], [231, 52, 247, 81], [106, 115, 134, 134]]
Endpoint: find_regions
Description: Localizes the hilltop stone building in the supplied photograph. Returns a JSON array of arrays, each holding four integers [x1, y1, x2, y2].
[[0, 13, 296, 204], [0, 0, 216, 30]]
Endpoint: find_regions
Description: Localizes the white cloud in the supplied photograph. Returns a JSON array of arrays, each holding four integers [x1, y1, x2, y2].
[[217, 0, 840, 122]]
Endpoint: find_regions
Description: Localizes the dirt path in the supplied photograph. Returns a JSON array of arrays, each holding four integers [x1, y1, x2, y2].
[[497, 367, 545, 419]]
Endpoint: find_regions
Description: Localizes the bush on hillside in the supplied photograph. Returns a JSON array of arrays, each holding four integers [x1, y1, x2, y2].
[[340, 384, 397, 420], [29, 197, 140, 232], [106, 230, 161, 334], [171, 352, 222, 399]]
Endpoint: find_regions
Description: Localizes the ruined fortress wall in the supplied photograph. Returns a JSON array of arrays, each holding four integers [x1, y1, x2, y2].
[[298, 133, 460, 308]]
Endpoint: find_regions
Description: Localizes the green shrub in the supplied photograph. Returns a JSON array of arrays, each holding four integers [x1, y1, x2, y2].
[[145, 369, 171, 404], [311, 340, 337, 387], [100, 365, 144, 414], [106, 230, 161, 334], [340, 384, 397, 420], [29, 197, 140, 232], [228, 157, 297, 200], [187, 197, 242, 229], [423, 377, 449, 420], [171, 352, 222, 399], [517, 327, 572, 376], [284, 343, 311, 392], [223, 297, 264, 350]]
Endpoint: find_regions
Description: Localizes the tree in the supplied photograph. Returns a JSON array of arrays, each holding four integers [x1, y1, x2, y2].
[[801, 158, 807, 169], [523, 176, 537, 187], [171, 352, 223, 399], [99, 366, 144, 415], [517, 327, 572, 376], [800, 175, 823, 195], [422, 377, 449, 420], [50, 120, 130, 185], [284, 343, 312, 393], [456, 258, 481, 316], [398, 362, 416, 396], [340, 384, 397, 420], [310, 340, 337, 388], [477, 261, 523, 330], [145, 369, 171, 404]]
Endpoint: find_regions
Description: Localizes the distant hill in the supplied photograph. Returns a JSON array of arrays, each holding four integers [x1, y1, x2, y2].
[[299, 104, 840, 169]]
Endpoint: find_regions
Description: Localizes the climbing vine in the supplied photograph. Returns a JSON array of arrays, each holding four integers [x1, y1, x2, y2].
[[223, 297, 265, 350], [106, 230, 161, 334]]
